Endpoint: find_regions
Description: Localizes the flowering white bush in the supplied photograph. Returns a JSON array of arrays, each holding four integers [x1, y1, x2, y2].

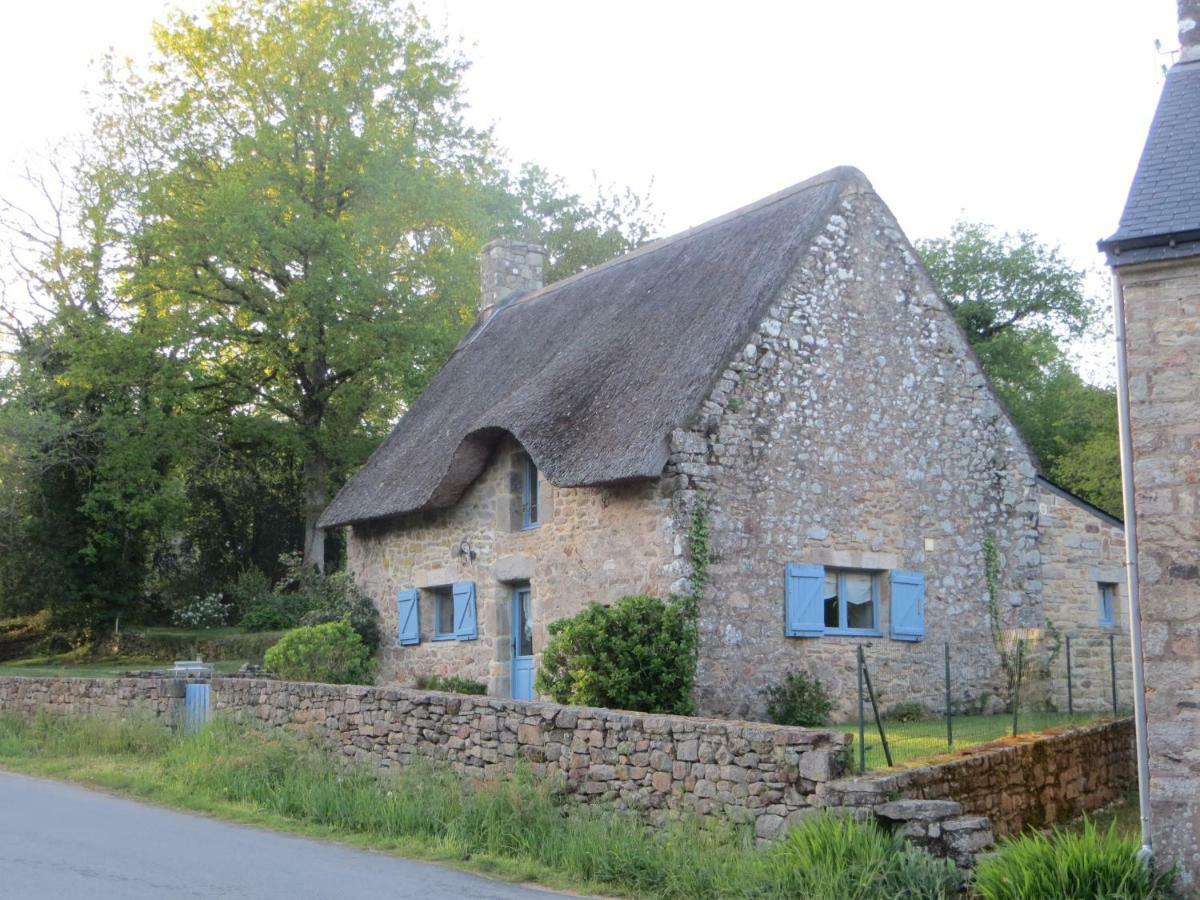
[[171, 593, 229, 629]]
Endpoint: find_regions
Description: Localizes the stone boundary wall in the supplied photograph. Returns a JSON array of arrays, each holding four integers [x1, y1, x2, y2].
[[819, 717, 1136, 837], [0, 676, 183, 721], [0, 676, 850, 837], [0, 677, 1133, 860], [209, 677, 851, 836]]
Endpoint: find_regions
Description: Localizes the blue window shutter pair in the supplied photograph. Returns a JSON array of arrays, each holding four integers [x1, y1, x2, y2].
[[785, 565, 925, 641], [397, 583, 478, 645], [397, 589, 420, 645], [785, 563, 826, 636], [889, 570, 926, 642], [452, 581, 478, 640]]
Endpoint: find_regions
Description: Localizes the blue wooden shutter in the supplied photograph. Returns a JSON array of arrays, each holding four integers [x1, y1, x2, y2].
[[785, 564, 825, 637], [890, 570, 925, 642], [453, 581, 478, 641], [397, 588, 420, 646]]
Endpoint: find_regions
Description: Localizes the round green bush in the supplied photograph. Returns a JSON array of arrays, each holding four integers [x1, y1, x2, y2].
[[535, 594, 697, 714], [263, 618, 374, 685], [760, 669, 833, 727]]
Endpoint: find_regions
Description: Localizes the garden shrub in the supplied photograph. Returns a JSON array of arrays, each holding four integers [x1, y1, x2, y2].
[[263, 618, 373, 684], [415, 674, 487, 695], [535, 594, 697, 714], [226, 566, 273, 618], [170, 593, 229, 629], [240, 592, 305, 632], [761, 669, 833, 727], [239, 553, 379, 651], [973, 820, 1175, 900]]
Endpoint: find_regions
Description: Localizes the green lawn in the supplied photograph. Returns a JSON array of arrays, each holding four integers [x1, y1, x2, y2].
[[0, 657, 249, 678], [133, 626, 254, 639], [840, 710, 1107, 771]]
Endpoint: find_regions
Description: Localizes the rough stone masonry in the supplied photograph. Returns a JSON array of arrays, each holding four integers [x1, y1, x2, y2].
[[340, 173, 1126, 724], [1, 674, 1145, 873]]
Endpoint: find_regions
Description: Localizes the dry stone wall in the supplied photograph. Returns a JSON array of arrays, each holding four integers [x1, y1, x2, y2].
[[210, 677, 850, 833], [818, 717, 1136, 837], [0, 676, 184, 721], [0, 676, 1136, 870]]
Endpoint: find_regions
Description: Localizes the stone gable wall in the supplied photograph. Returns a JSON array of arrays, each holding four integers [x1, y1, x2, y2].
[[1036, 486, 1132, 713], [1118, 257, 1200, 891], [667, 186, 1042, 721], [347, 434, 676, 695]]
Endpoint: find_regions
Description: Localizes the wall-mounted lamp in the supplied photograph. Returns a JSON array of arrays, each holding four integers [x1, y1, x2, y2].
[[457, 540, 476, 561]]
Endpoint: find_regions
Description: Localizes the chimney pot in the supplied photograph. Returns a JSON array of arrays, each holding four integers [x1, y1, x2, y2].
[[480, 239, 545, 322]]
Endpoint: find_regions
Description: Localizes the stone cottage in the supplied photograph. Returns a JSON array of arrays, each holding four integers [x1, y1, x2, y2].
[[320, 166, 1124, 718], [1099, 2, 1200, 887]]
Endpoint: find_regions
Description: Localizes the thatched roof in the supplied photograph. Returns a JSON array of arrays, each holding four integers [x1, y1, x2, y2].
[[320, 166, 867, 528]]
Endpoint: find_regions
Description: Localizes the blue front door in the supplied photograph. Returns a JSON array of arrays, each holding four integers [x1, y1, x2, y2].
[[511, 585, 534, 700]]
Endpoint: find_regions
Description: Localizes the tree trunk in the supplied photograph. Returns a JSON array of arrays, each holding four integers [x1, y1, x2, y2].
[[302, 451, 328, 573]]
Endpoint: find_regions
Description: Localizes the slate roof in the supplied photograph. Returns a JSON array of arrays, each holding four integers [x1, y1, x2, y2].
[[1100, 59, 1200, 264], [319, 166, 867, 528]]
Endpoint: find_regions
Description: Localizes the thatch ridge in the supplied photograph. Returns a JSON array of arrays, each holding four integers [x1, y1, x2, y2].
[[319, 166, 869, 528]]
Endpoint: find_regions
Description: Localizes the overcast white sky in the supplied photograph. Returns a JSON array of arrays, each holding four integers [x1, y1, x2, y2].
[[0, 0, 1182, 379]]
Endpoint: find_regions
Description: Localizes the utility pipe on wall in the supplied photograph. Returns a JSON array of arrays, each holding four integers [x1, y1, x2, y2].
[[1110, 269, 1154, 863]]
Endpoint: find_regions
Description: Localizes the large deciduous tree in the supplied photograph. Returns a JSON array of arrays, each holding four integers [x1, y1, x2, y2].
[[916, 222, 1121, 515], [0, 0, 656, 625]]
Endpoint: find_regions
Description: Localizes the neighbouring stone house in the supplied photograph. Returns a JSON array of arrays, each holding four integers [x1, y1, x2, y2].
[[320, 166, 1125, 719], [1099, 2, 1200, 887]]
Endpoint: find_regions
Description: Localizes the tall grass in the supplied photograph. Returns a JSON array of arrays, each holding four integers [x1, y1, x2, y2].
[[974, 820, 1177, 900], [0, 713, 960, 898]]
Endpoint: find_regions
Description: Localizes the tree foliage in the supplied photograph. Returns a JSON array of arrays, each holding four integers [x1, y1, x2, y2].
[[0, 0, 657, 627], [916, 222, 1121, 516]]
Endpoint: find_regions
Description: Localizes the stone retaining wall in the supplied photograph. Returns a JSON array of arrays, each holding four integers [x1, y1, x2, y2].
[[818, 717, 1136, 837]]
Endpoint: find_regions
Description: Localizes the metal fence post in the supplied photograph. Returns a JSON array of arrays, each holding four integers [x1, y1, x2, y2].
[[1110, 633, 1119, 714], [861, 652, 893, 768], [1066, 634, 1074, 717], [1011, 641, 1024, 737], [944, 641, 953, 749], [857, 645, 866, 773]]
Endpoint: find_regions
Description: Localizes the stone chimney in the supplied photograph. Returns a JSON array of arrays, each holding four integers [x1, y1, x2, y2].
[[1182, 0, 1200, 61], [479, 239, 545, 321]]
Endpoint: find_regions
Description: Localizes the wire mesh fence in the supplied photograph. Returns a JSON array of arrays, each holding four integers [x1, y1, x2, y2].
[[843, 634, 1131, 772]]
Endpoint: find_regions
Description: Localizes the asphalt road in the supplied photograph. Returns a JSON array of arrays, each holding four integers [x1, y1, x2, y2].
[[0, 770, 571, 899]]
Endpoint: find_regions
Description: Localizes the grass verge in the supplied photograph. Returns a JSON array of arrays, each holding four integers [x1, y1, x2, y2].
[[0, 713, 961, 899]]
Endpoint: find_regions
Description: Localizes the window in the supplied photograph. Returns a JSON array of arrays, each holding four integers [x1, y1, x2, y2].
[[822, 569, 880, 635], [1098, 582, 1116, 627], [786, 565, 919, 640], [431, 586, 455, 640], [521, 455, 539, 529]]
